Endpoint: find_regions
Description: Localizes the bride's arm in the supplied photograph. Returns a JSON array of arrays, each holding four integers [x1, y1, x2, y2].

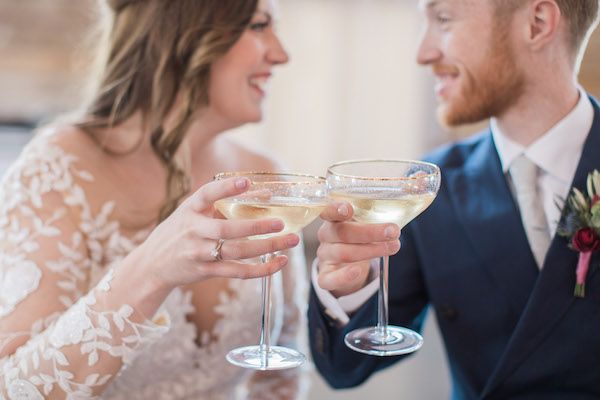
[[0, 145, 298, 399], [0, 171, 174, 399], [246, 240, 311, 400]]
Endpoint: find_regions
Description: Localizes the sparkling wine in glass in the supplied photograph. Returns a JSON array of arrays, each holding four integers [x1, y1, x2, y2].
[[214, 172, 328, 370], [327, 159, 440, 356]]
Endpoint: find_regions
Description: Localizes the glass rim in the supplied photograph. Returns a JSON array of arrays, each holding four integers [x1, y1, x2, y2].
[[214, 171, 326, 182], [326, 159, 440, 181]]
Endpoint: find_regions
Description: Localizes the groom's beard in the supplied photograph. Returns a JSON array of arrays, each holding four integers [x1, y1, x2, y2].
[[437, 23, 526, 127]]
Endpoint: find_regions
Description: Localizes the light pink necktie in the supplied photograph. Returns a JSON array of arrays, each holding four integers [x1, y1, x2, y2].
[[509, 154, 552, 269]]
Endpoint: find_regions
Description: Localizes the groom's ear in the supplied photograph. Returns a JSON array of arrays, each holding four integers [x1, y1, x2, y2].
[[522, 0, 563, 52]]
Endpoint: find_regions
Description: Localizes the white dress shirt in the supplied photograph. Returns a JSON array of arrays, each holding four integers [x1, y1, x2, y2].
[[312, 88, 594, 325], [492, 88, 593, 237]]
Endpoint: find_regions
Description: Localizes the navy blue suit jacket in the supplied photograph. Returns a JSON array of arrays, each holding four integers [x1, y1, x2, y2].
[[308, 97, 600, 400]]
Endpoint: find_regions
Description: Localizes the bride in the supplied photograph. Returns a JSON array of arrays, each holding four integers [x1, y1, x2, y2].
[[0, 0, 308, 399]]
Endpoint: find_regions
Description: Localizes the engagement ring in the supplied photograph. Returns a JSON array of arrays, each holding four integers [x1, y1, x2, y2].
[[210, 239, 225, 261]]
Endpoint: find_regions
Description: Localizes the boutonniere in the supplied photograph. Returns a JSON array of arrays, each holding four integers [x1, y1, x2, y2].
[[556, 170, 600, 298]]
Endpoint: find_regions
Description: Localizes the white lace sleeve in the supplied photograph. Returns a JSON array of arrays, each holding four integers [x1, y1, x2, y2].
[[247, 241, 310, 400], [0, 139, 169, 399]]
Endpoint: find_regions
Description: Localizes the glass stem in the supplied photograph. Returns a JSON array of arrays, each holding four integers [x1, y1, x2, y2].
[[258, 253, 273, 369], [377, 255, 389, 340]]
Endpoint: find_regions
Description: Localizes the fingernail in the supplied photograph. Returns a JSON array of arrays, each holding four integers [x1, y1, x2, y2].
[[387, 239, 401, 253], [276, 255, 289, 265], [235, 178, 248, 189], [287, 235, 300, 246], [272, 220, 284, 231], [337, 204, 349, 217], [384, 225, 398, 239]]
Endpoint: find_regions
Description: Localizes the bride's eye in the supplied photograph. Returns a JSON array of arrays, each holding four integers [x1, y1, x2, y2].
[[249, 20, 270, 32]]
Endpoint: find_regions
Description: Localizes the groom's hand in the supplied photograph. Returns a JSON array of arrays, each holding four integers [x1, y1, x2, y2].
[[316, 202, 401, 297]]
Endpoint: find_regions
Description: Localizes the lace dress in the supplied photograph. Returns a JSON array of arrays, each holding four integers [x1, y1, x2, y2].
[[0, 133, 308, 400]]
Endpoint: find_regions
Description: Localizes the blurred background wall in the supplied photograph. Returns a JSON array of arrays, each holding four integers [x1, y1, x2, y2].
[[1, 0, 599, 398]]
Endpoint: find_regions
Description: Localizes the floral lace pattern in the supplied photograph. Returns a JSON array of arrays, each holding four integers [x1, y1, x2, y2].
[[0, 257, 41, 318], [0, 133, 306, 399], [2, 271, 168, 399]]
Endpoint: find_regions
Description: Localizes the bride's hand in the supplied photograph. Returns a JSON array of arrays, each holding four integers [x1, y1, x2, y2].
[[133, 176, 299, 290]]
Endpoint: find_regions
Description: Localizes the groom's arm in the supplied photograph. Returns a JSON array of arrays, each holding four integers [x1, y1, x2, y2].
[[308, 204, 429, 388]]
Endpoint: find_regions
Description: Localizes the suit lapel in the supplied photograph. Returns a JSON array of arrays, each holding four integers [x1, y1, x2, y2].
[[447, 132, 539, 319], [481, 97, 600, 398]]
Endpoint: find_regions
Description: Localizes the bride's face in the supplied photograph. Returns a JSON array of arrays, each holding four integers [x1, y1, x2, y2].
[[207, 0, 289, 127]]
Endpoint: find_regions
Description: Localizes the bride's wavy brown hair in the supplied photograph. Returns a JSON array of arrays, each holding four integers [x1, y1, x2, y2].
[[77, 0, 259, 222]]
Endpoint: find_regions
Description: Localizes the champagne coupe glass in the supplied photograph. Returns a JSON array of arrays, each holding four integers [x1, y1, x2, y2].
[[326, 159, 440, 356], [214, 172, 328, 370]]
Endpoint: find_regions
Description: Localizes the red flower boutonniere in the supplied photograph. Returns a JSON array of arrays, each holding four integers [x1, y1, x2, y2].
[[556, 170, 600, 298]]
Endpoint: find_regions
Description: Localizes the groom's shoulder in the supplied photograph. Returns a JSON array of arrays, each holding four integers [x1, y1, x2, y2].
[[423, 130, 490, 170]]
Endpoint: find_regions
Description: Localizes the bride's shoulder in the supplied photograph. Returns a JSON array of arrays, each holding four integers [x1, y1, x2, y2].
[[7, 124, 99, 179], [5, 125, 114, 213], [38, 125, 106, 165]]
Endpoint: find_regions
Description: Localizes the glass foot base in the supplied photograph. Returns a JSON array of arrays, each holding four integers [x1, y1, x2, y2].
[[226, 345, 305, 370], [344, 326, 423, 356]]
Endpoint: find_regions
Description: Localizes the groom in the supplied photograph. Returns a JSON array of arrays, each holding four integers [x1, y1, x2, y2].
[[309, 0, 600, 398]]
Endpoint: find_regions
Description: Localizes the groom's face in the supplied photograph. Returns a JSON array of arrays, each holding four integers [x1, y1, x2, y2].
[[416, 0, 526, 127]]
